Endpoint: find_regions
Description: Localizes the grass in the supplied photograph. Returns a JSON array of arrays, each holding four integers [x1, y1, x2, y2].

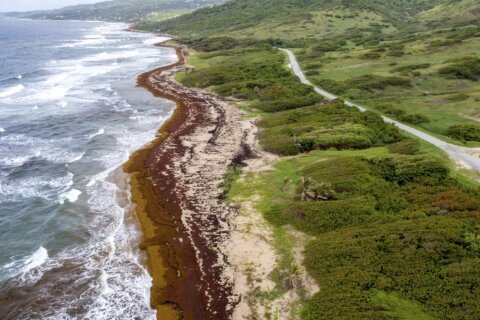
[[295, 24, 480, 145], [226, 8, 397, 42]]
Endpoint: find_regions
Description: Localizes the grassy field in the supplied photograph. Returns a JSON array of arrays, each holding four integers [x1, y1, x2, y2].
[[224, 8, 397, 42], [295, 24, 480, 146]]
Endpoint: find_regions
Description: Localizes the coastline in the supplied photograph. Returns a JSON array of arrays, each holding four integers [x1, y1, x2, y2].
[[124, 41, 257, 319]]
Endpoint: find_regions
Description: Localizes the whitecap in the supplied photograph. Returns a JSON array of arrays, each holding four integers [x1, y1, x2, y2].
[[83, 50, 140, 62], [143, 37, 170, 46], [2, 247, 49, 280], [87, 128, 105, 139], [59, 189, 82, 204], [58, 101, 68, 108], [20, 247, 49, 274], [0, 127, 5, 133], [16, 75, 23, 80], [0, 84, 25, 98]]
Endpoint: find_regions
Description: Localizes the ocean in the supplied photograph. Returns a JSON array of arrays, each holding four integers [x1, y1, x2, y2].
[[0, 17, 176, 319]]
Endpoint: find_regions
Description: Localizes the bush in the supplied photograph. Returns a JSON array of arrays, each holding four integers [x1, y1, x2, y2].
[[391, 63, 430, 75], [439, 56, 480, 80], [447, 125, 480, 142], [311, 39, 346, 53], [285, 198, 376, 234], [377, 105, 429, 124], [387, 139, 420, 155], [305, 70, 320, 76], [180, 45, 323, 113], [346, 75, 411, 91], [259, 103, 403, 155], [362, 52, 382, 59], [371, 155, 449, 185], [401, 113, 430, 124], [445, 93, 469, 101]]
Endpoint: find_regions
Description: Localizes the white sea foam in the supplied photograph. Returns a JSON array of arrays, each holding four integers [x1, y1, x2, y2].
[[16, 75, 23, 80], [61, 35, 111, 48], [0, 127, 5, 133], [0, 134, 84, 165], [143, 36, 170, 46], [0, 84, 25, 98], [59, 189, 82, 204], [20, 247, 49, 274], [58, 101, 68, 108], [2, 247, 49, 281], [3, 63, 119, 104], [87, 128, 105, 139], [83, 50, 140, 62]]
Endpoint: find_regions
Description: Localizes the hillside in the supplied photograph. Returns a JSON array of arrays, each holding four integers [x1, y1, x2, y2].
[[13, 0, 226, 22], [146, 0, 480, 146], [148, 0, 477, 35]]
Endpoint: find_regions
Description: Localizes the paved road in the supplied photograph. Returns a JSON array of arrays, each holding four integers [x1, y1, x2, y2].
[[280, 48, 480, 172]]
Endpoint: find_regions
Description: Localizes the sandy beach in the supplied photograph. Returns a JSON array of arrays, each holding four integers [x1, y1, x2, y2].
[[124, 42, 258, 319]]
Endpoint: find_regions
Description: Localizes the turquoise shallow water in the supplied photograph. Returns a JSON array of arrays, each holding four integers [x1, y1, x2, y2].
[[0, 17, 176, 319]]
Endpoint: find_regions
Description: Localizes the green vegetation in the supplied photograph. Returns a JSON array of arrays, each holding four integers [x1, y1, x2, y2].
[[140, 0, 480, 144], [377, 104, 430, 125], [14, 0, 225, 22], [135, 0, 480, 144], [219, 166, 241, 198], [228, 146, 480, 319], [439, 56, 480, 81], [181, 37, 480, 319], [178, 42, 323, 113], [258, 102, 401, 155], [447, 125, 480, 142]]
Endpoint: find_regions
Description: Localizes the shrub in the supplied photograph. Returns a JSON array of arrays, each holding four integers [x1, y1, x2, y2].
[[304, 63, 322, 70], [305, 70, 320, 76], [346, 75, 411, 92], [259, 103, 403, 155], [362, 52, 382, 59], [285, 198, 376, 234], [377, 105, 429, 124], [391, 63, 430, 75], [401, 113, 430, 125], [387, 139, 420, 155], [311, 39, 346, 53], [445, 93, 469, 101], [439, 56, 480, 81], [447, 125, 480, 142], [371, 155, 449, 185]]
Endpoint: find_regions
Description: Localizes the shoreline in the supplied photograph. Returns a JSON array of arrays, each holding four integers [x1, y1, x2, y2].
[[124, 41, 257, 319]]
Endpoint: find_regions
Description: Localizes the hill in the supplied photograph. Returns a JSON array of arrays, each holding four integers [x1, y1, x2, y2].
[[148, 0, 478, 36], [12, 0, 226, 22], [146, 0, 480, 146]]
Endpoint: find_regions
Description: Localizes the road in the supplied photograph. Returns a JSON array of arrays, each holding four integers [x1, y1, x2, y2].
[[280, 48, 480, 172]]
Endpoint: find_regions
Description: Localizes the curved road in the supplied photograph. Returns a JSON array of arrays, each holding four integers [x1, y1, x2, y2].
[[280, 48, 480, 172]]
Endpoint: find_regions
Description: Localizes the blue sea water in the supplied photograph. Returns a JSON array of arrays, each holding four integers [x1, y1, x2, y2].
[[0, 17, 176, 319]]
